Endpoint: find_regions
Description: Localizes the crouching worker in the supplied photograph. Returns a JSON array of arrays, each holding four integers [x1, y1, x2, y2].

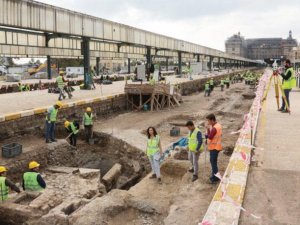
[[23, 161, 46, 192], [65, 120, 79, 147], [186, 121, 203, 182], [146, 127, 163, 183], [0, 166, 21, 202]]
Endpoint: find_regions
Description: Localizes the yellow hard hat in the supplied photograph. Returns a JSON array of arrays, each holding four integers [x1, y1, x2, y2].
[[59, 71, 65, 75], [64, 120, 70, 128], [56, 101, 63, 108], [0, 166, 7, 173], [29, 161, 40, 169], [86, 107, 92, 112]]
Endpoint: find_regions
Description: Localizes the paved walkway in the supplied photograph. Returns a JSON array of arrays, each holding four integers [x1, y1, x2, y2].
[[239, 87, 300, 225], [0, 71, 231, 115]]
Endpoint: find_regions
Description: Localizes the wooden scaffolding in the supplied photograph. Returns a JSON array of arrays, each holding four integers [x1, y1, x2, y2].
[[125, 83, 181, 111]]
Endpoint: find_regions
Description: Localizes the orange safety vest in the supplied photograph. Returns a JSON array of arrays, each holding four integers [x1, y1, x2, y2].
[[208, 123, 222, 151]]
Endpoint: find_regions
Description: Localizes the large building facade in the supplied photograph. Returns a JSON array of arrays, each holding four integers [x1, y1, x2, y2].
[[225, 31, 298, 60]]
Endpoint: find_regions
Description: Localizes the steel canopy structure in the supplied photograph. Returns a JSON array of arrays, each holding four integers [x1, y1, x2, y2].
[[0, 0, 260, 80]]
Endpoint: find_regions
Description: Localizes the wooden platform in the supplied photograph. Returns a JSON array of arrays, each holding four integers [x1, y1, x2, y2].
[[125, 83, 181, 111]]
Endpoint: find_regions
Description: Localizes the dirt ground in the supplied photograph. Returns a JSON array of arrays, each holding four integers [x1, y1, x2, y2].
[[92, 82, 255, 225], [0, 81, 256, 225]]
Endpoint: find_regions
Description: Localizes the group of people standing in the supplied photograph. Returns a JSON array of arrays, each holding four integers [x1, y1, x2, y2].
[[45, 101, 94, 148], [146, 113, 222, 184], [204, 77, 231, 97]]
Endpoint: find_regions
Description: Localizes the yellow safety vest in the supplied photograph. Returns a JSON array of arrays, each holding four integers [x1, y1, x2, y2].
[[0, 177, 8, 201], [282, 67, 296, 90], [147, 135, 160, 156], [46, 107, 58, 122], [84, 113, 93, 126], [56, 76, 65, 88], [188, 128, 203, 152], [23, 172, 43, 192]]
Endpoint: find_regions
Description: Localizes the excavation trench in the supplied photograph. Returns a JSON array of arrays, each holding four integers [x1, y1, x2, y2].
[[0, 132, 151, 225]]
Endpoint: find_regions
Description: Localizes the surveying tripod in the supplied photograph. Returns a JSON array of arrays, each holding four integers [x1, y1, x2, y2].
[[262, 69, 290, 114]]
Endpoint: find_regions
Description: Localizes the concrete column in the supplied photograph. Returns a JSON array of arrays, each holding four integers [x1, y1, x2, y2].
[[82, 37, 90, 87], [96, 57, 100, 76], [218, 57, 221, 69], [166, 57, 169, 71], [128, 58, 131, 74], [178, 52, 182, 74], [146, 47, 151, 74], [45, 34, 51, 80], [208, 56, 213, 71]]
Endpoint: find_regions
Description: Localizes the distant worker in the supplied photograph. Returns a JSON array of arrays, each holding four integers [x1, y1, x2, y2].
[[23, 161, 46, 191], [225, 77, 230, 89], [206, 114, 222, 184], [83, 107, 94, 143], [56, 71, 67, 101], [18, 83, 30, 92], [209, 78, 214, 91], [65, 120, 80, 147], [0, 166, 21, 202], [204, 81, 210, 97], [220, 79, 225, 91], [186, 121, 203, 182], [279, 59, 296, 113], [146, 127, 163, 183], [45, 101, 63, 143]]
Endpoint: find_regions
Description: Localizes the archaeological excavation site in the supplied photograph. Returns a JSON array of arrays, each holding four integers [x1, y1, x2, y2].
[[0, 70, 261, 225]]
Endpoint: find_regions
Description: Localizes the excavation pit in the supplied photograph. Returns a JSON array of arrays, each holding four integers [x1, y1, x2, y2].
[[0, 132, 151, 225]]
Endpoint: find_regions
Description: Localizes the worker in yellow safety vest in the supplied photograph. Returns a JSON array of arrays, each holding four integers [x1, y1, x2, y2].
[[146, 127, 163, 183], [45, 101, 63, 143], [56, 71, 67, 101], [186, 121, 203, 182], [205, 114, 222, 184], [209, 78, 214, 91], [0, 166, 21, 202], [220, 79, 225, 92], [65, 120, 80, 147], [204, 81, 210, 97], [23, 161, 46, 191], [83, 107, 94, 143], [279, 59, 296, 113]]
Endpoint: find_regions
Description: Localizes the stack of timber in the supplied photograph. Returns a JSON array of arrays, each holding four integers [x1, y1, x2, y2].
[[125, 83, 181, 111]]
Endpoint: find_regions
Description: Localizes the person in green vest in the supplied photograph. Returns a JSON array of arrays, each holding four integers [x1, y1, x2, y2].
[[65, 120, 80, 147], [45, 101, 63, 143], [56, 71, 67, 101], [83, 107, 93, 143], [0, 166, 21, 202], [220, 79, 225, 92], [146, 127, 163, 183], [204, 81, 211, 97], [209, 78, 214, 91], [22, 161, 46, 192], [225, 77, 230, 88], [18, 83, 30, 92], [186, 121, 203, 182], [279, 59, 296, 113]]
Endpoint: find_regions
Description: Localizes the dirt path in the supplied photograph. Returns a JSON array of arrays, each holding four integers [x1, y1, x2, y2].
[[93, 82, 255, 225]]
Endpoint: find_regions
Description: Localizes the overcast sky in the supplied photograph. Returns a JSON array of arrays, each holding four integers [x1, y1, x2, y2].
[[38, 0, 300, 51]]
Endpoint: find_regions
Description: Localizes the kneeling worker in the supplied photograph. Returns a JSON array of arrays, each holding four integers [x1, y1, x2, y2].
[[83, 107, 93, 143], [65, 120, 80, 147], [186, 121, 203, 182], [23, 161, 46, 191], [0, 166, 21, 201]]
